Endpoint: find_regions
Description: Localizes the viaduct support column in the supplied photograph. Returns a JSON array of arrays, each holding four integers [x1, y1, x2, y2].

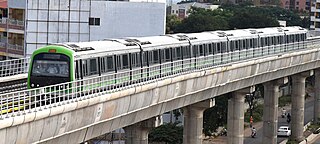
[[315, 69, 320, 123], [227, 87, 254, 144], [183, 99, 214, 144], [262, 78, 287, 144], [124, 118, 155, 144], [291, 71, 312, 142]]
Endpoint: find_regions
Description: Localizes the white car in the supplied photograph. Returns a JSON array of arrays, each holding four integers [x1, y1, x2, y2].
[[277, 126, 291, 137]]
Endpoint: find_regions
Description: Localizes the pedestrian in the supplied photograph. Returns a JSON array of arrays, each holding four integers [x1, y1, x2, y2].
[[281, 108, 286, 118], [287, 113, 291, 123], [250, 116, 253, 127]]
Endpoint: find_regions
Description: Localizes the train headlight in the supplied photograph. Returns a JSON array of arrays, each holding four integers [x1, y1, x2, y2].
[[31, 84, 34, 87]]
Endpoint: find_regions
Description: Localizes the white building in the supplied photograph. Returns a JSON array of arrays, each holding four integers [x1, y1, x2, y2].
[[170, 2, 219, 19], [24, 0, 166, 57]]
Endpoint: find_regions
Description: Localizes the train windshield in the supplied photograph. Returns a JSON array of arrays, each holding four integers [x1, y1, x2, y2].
[[31, 53, 70, 78]]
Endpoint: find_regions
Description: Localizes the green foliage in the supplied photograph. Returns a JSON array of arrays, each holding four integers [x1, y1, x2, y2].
[[307, 123, 320, 134], [244, 103, 264, 123], [279, 95, 291, 107], [229, 10, 279, 29], [148, 122, 183, 144], [167, 5, 307, 33], [203, 94, 229, 136], [175, 8, 230, 33], [166, 15, 182, 34]]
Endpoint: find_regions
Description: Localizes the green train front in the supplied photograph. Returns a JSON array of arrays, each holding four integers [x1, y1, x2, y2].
[[27, 46, 75, 89]]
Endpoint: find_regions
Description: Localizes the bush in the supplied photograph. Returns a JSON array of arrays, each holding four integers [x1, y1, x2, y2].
[[149, 123, 183, 144], [244, 104, 264, 123]]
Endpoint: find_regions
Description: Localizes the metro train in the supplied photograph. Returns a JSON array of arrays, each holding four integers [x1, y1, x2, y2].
[[27, 26, 308, 89]]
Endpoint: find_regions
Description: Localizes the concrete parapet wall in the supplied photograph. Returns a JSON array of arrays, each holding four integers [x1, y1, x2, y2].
[[1, 48, 320, 143]]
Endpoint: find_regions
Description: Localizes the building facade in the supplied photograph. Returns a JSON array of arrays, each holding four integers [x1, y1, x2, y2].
[[310, 0, 320, 32], [280, 0, 307, 11], [0, 0, 25, 60], [170, 2, 218, 19], [0, 0, 165, 59]]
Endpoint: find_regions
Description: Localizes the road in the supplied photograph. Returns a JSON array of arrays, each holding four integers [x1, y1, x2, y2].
[[244, 97, 314, 144]]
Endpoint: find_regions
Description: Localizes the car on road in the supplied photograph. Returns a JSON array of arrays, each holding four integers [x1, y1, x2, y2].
[[277, 126, 291, 137]]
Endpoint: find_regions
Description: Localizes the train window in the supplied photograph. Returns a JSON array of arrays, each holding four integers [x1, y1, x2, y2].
[[192, 46, 198, 57], [172, 47, 178, 60], [100, 57, 105, 73], [271, 37, 274, 45], [160, 50, 164, 63], [131, 53, 136, 68], [264, 37, 267, 46], [296, 34, 300, 42], [142, 52, 148, 66], [245, 39, 249, 49], [153, 50, 159, 64], [82, 60, 88, 76], [300, 34, 304, 41], [131, 53, 140, 68], [199, 45, 204, 56], [172, 47, 182, 60], [165, 48, 171, 62], [122, 54, 129, 69], [221, 42, 227, 53], [136, 53, 141, 67], [106, 56, 114, 72], [215, 43, 221, 53], [176, 47, 182, 60], [208, 43, 213, 55], [75, 60, 80, 79], [183, 46, 191, 58], [241, 40, 246, 50], [253, 38, 258, 48], [89, 58, 98, 75], [230, 41, 234, 52], [235, 41, 239, 51], [116, 56, 121, 70], [260, 38, 264, 47], [249, 39, 253, 48]]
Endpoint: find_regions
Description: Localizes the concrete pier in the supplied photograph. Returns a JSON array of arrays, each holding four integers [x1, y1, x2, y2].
[[315, 69, 320, 123], [227, 87, 253, 144], [183, 100, 214, 144], [124, 118, 155, 144], [262, 78, 286, 144], [290, 71, 311, 142]]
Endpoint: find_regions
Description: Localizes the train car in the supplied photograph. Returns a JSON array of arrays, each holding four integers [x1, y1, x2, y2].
[[27, 26, 307, 89]]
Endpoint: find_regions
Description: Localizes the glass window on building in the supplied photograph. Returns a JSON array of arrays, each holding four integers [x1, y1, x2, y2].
[[89, 17, 100, 26]]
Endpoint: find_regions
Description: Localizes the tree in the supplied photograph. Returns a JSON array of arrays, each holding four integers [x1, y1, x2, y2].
[[203, 94, 229, 136], [149, 123, 183, 144], [174, 8, 231, 33], [166, 15, 182, 34], [229, 10, 279, 29]]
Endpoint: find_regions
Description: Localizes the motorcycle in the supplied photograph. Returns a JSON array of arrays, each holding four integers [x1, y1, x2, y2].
[[251, 131, 256, 138], [220, 129, 227, 136]]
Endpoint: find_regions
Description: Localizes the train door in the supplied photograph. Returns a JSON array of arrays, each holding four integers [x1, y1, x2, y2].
[[130, 52, 142, 84], [100, 55, 116, 87]]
